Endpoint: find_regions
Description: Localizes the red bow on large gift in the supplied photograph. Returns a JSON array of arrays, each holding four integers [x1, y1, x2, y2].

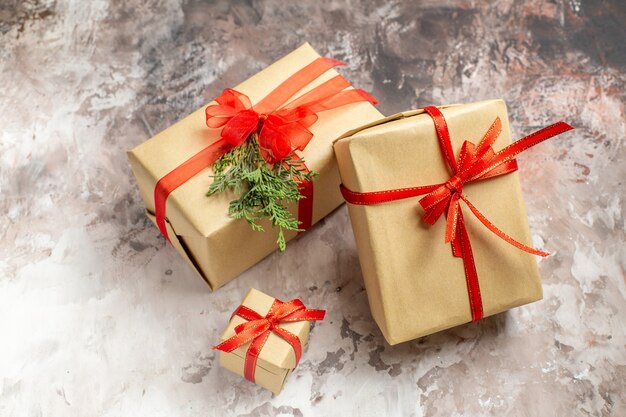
[[341, 106, 573, 321], [154, 57, 377, 241], [213, 298, 325, 382]]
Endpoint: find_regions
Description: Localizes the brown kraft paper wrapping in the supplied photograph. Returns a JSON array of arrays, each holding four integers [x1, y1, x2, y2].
[[127, 43, 383, 290], [333, 99, 543, 345], [218, 288, 311, 394]]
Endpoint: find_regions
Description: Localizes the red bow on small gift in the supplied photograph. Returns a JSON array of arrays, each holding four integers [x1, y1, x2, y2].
[[213, 298, 325, 383], [340, 105, 573, 321]]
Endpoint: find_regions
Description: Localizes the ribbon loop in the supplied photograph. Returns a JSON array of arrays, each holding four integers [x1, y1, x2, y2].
[[445, 175, 463, 194]]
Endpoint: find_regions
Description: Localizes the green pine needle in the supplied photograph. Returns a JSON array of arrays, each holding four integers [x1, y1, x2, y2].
[[207, 134, 317, 251]]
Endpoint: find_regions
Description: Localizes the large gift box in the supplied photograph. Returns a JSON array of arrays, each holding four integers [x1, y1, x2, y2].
[[128, 43, 382, 290], [333, 99, 572, 345], [214, 288, 325, 394]]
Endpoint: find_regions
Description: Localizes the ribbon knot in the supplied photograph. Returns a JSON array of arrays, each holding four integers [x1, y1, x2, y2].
[[214, 297, 325, 383], [262, 311, 282, 329], [445, 175, 463, 194]]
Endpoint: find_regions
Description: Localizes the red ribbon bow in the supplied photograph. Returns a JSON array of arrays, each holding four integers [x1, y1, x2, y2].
[[213, 298, 325, 382], [340, 105, 573, 321], [154, 56, 377, 241], [205, 59, 375, 164]]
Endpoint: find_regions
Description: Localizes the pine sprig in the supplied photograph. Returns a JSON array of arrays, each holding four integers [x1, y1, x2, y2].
[[207, 134, 317, 251]]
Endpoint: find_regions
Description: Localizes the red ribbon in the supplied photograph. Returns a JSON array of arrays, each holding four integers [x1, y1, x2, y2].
[[213, 298, 325, 382], [340, 106, 573, 321], [154, 57, 377, 240]]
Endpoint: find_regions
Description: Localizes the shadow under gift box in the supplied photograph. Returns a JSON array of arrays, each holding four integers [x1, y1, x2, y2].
[[127, 43, 383, 290], [333, 99, 543, 345], [218, 288, 311, 394]]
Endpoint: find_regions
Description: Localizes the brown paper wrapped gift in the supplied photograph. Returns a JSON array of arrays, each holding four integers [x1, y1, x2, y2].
[[128, 43, 383, 290], [334, 99, 571, 345], [216, 288, 323, 394]]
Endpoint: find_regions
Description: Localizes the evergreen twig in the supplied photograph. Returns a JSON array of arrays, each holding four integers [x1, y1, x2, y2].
[[207, 133, 317, 251]]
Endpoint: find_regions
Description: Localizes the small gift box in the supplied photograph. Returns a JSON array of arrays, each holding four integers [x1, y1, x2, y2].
[[128, 43, 382, 290], [213, 288, 325, 394], [334, 99, 573, 345]]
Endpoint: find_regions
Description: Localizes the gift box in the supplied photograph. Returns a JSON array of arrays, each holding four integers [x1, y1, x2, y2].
[[128, 43, 383, 290], [214, 288, 325, 394], [333, 99, 572, 345]]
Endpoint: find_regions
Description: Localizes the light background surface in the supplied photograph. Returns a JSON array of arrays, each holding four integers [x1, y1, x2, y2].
[[1, 1, 624, 416]]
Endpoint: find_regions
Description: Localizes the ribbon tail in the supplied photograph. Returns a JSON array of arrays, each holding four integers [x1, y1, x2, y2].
[[460, 196, 549, 257], [456, 210, 484, 321], [467, 121, 574, 181], [445, 194, 461, 244], [422, 198, 448, 225], [154, 139, 232, 240], [499, 121, 574, 164], [451, 234, 463, 258]]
